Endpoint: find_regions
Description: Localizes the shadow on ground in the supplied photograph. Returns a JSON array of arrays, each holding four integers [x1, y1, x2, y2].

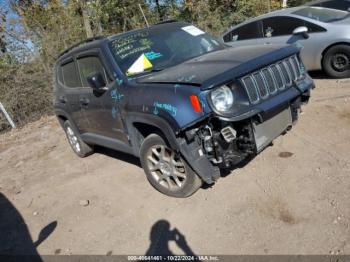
[[94, 146, 141, 167], [309, 70, 332, 80], [0, 193, 57, 260], [145, 220, 197, 256]]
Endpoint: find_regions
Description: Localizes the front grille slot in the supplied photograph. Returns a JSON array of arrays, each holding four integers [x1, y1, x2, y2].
[[242, 76, 259, 103], [290, 56, 301, 77], [262, 68, 277, 94], [287, 58, 297, 81], [271, 65, 284, 89], [253, 72, 268, 98], [279, 61, 291, 85], [241, 55, 303, 104]]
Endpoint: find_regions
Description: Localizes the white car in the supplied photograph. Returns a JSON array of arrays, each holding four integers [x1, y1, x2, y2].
[[222, 6, 350, 78]]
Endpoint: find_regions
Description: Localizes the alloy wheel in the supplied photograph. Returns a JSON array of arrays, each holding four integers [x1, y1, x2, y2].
[[146, 145, 187, 191]]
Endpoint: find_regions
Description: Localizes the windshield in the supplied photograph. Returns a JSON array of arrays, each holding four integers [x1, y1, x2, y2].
[[293, 7, 349, 23], [109, 24, 223, 76]]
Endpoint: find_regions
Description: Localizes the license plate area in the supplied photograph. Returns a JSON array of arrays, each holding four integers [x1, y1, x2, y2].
[[253, 107, 292, 152]]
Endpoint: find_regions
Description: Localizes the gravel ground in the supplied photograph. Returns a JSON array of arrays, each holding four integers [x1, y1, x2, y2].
[[0, 76, 349, 256]]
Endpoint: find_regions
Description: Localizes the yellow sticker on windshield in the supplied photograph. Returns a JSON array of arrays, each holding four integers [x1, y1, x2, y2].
[[126, 54, 153, 76]]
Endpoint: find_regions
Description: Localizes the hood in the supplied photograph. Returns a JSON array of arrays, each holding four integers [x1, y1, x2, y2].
[[137, 44, 299, 89]]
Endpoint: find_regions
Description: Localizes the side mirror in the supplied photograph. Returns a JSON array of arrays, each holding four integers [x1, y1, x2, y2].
[[87, 72, 106, 91], [293, 26, 309, 39]]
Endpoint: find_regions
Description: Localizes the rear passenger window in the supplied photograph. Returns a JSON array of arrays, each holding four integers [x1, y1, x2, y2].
[[77, 56, 107, 87], [62, 61, 82, 88]]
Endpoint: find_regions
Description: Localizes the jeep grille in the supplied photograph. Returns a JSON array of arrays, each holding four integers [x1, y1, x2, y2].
[[241, 55, 303, 104]]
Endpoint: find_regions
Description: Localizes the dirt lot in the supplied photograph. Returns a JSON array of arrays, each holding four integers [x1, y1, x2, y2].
[[0, 76, 350, 256]]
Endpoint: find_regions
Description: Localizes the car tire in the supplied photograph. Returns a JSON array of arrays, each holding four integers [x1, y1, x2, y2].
[[63, 121, 94, 158], [140, 134, 202, 198], [323, 45, 350, 79]]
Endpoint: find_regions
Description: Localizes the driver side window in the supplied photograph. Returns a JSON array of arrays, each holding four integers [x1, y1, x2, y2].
[[262, 16, 326, 38], [223, 21, 262, 42], [77, 56, 108, 87], [262, 17, 305, 38]]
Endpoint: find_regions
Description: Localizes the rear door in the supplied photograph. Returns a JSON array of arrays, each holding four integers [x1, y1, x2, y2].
[[261, 16, 305, 45], [223, 21, 263, 48], [59, 58, 88, 133]]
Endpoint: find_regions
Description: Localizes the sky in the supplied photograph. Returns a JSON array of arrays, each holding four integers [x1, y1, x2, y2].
[[0, 0, 11, 14], [0, 0, 35, 53]]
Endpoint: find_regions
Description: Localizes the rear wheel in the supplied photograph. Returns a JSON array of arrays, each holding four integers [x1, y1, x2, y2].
[[140, 134, 202, 198], [63, 121, 94, 158], [323, 45, 350, 78]]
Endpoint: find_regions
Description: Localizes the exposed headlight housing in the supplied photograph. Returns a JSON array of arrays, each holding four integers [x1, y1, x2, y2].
[[210, 85, 234, 112]]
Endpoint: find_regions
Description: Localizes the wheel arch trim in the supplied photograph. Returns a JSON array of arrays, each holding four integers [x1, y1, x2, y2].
[[54, 109, 81, 135], [125, 112, 218, 184]]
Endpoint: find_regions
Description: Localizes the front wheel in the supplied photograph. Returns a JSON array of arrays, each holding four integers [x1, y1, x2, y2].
[[323, 45, 350, 78], [140, 134, 202, 198]]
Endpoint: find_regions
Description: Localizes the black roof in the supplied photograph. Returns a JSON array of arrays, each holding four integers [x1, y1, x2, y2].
[[57, 36, 105, 59]]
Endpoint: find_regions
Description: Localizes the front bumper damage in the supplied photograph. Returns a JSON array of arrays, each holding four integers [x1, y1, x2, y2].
[[177, 79, 313, 184]]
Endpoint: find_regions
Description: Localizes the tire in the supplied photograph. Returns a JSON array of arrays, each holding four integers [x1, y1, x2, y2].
[[63, 121, 94, 158], [139, 134, 202, 198], [323, 45, 350, 79]]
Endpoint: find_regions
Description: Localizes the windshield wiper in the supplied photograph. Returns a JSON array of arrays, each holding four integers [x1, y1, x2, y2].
[[127, 67, 164, 78]]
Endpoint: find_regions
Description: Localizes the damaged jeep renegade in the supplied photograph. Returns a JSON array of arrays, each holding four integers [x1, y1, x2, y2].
[[54, 21, 314, 197]]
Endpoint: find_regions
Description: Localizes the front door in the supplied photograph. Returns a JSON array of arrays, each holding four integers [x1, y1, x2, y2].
[[76, 52, 128, 143], [261, 16, 327, 70], [224, 21, 262, 48]]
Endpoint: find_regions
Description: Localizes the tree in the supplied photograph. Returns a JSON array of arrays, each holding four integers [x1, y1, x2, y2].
[[287, 0, 309, 7], [0, 9, 7, 53]]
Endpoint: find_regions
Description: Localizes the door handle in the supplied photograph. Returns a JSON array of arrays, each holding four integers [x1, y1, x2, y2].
[[79, 97, 90, 106], [58, 96, 67, 104]]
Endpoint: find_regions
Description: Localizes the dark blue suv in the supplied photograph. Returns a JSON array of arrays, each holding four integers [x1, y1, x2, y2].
[[53, 21, 314, 197]]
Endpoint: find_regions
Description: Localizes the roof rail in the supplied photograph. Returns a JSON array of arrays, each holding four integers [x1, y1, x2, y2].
[[155, 19, 178, 25], [57, 36, 105, 59]]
